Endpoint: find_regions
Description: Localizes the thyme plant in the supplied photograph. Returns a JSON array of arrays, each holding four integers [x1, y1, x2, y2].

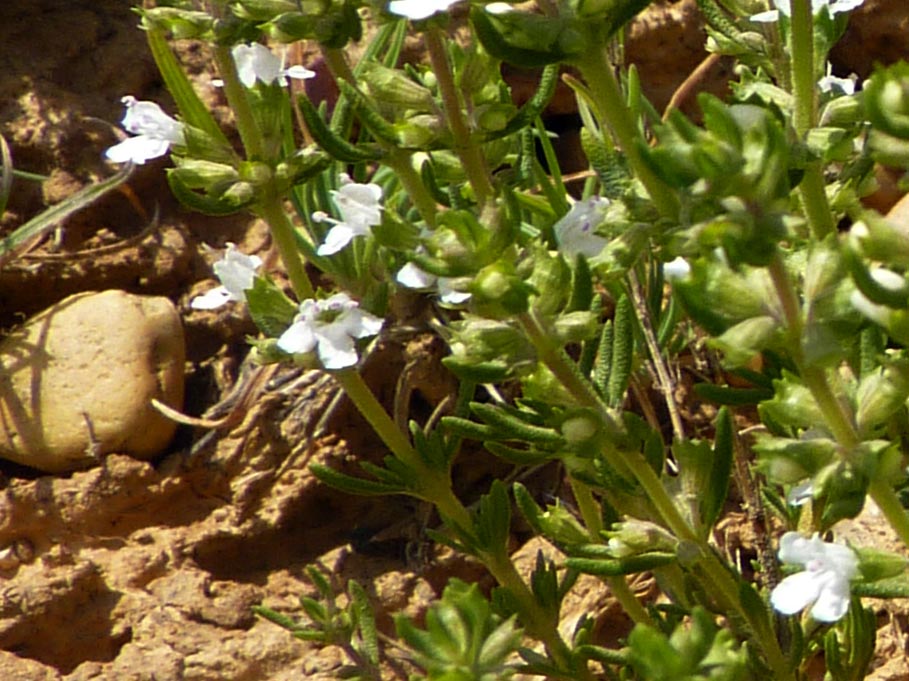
[[113, 0, 909, 677]]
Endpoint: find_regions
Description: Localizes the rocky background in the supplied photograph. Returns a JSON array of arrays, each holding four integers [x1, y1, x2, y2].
[[0, 1, 908, 678]]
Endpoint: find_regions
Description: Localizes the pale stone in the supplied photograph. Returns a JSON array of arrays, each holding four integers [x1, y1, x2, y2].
[[0, 290, 184, 473]]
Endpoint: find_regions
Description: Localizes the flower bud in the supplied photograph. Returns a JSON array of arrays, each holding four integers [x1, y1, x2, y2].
[[239, 161, 273, 186], [537, 503, 590, 546], [851, 217, 909, 267], [605, 519, 678, 558], [865, 62, 909, 140], [855, 359, 909, 435], [554, 311, 598, 344], [361, 63, 436, 110], [471, 262, 533, 316], [222, 181, 256, 207]]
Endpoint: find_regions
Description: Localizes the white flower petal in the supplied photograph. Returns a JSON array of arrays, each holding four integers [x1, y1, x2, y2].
[[388, 0, 458, 20], [486, 2, 514, 14], [342, 308, 385, 338], [437, 278, 471, 304], [120, 96, 184, 143], [314, 326, 359, 369], [771, 571, 824, 615], [809, 575, 853, 622], [213, 244, 262, 300], [284, 65, 316, 81], [397, 262, 437, 289], [190, 286, 233, 310], [317, 224, 361, 255], [277, 320, 317, 355], [554, 197, 610, 259], [750, 9, 780, 21], [105, 135, 172, 165], [232, 43, 284, 86]]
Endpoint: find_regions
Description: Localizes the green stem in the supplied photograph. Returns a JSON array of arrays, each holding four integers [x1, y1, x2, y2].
[[335, 367, 584, 675], [570, 478, 654, 626], [868, 478, 909, 549], [485, 550, 592, 680], [788, 0, 815, 138], [769, 251, 909, 550], [424, 27, 494, 206], [386, 150, 438, 228], [212, 45, 265, 160], [258, 193, 314, 301], [322, 48, 438, 227], [788, 0, 836, 239], [213, 45, 313, 301], [519, 309, 792, 678], [575, 48, 679, 219]]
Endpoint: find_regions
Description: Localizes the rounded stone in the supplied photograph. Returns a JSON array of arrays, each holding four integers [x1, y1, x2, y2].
[[0, 290, 185, 473]]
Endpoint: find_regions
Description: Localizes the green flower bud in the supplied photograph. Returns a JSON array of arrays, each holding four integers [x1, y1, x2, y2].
[[171, 159, 239, 189], [239, 161, 273, 186], [865, 62, 909, 140], [854, 547, 909, 583], [471, 261, 533, 316], [141, 8, 213, 39], [448, 316, 536, 369], [395, 114, 449, 150], [554, 311, 598, 344], [820, 95, 863, 127], [234, 0, 298, 22], [709, 315, 779, 367], [360, 63, 436, 110], [537, 503, 590, 546], [855, 359, 909, 435], [851, 217, 909, 268], [605, 518, 678, 558], [222, 181, 256, 207]]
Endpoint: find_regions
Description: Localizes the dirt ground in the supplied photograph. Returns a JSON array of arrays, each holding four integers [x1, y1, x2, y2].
[[1, 1, 909, 679]]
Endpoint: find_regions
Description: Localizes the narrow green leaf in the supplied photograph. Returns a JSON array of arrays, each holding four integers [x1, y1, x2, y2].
[[310, 463, 406, 496], [144, 25, 229, 146], [470, 402, 564, 444], [0, 163, 133, 260], [607, 294, 634, 406]]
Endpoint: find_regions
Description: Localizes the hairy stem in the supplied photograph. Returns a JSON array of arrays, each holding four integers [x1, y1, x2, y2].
[[575, 47, 679, 219], [788, 0, 836, 239], [425, 27, 494, 206]]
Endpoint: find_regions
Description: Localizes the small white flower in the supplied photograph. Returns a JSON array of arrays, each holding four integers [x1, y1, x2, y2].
[[663, 256, 692, 282], [819, 63, 857, 96], [751, 0, 864, 23], [315, 175, 384, 256], [397, 262, 471, 305], [277, 293, 384, 370], [770, 532, 858, 622], [105, 96, 184, 165], [191, 243, 263, 310], [554, 197, 610, 259], [231, 43, 316, 88], [388, 0, 459, 20]]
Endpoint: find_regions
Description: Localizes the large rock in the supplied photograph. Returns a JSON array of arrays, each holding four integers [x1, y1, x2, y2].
[[0, 290, 184, 473]]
